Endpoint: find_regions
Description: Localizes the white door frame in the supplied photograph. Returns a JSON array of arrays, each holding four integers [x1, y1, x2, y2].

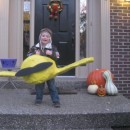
[[29, 0, 110, 78], [75, 0, 110, 78]]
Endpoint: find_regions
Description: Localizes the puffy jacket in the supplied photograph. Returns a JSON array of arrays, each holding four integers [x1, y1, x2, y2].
[[27, 43, 59, 61]]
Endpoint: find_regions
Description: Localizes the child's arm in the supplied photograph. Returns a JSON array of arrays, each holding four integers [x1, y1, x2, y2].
[[27, 46, 40, 56], [45, 46, 60, 61]]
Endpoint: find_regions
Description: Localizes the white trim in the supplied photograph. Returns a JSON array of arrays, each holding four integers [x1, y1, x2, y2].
[[29, 0, 110, 77], [75, 0, 80, 77], [101, 0, 110, 69], [30, 0, 35, 47], [75, 0, 80, 61], [0, 0, 23, 66], [9, 0, 23, 66], [0, 0, 9, 58], [76, 0, 110, 77]]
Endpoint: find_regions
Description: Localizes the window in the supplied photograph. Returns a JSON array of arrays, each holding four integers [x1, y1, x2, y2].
[[23, 0, 30, 59], [80, 0, 87, 59]]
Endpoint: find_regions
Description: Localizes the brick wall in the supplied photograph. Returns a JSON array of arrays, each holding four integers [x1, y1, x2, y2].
[[110, 0, 130, 99]]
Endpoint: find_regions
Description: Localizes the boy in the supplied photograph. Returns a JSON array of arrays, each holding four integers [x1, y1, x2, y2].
[[27, 28, 60, 108]]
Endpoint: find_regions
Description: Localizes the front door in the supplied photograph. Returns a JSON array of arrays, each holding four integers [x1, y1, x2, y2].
[[35, 0, 75, 76]]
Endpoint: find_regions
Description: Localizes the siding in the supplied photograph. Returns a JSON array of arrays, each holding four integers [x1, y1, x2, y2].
[[110, 0, 130, 99]]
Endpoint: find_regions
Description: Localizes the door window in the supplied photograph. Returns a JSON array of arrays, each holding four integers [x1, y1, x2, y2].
[[23, 0, 30, 59], [80, 0, 87, 59]]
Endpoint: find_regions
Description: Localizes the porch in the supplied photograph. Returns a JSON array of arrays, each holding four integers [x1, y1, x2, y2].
[[0, 78, 130, 130]]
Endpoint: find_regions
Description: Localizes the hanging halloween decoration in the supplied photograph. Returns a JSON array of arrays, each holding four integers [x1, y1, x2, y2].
[[47, 0, 64, 20]]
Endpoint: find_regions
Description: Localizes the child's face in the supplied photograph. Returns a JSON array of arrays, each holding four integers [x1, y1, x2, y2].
[[40, 32, 51, 45]]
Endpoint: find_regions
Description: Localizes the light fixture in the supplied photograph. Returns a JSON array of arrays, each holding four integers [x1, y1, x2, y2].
[[125, 0, 130, 2]]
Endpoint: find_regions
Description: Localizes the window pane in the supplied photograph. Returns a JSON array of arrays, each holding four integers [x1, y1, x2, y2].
[[80, 0, 87, 59], [23, 0, 30, 59]]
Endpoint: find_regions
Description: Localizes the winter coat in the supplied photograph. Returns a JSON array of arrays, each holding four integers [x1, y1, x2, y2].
[[27, 43, 59, 61]]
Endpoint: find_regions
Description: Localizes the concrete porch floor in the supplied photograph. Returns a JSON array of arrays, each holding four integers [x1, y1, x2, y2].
[[0, 83, 130, 130], [0, 77, 130, 130]]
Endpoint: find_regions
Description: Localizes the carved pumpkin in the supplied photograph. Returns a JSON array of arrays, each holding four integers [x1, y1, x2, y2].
[[86, 69, 114, 87], [97, 86, 106, 96]]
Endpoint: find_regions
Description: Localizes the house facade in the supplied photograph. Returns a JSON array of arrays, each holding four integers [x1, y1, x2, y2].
[[110, 0, 130, 99], [0, 0, 130, 98]]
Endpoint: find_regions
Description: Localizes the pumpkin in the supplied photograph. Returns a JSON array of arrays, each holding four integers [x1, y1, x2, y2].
[[86, 69, 114, 87], [97, 86, 106, 96], [103, 70, 118, 96], [87, 84, 98, 94]]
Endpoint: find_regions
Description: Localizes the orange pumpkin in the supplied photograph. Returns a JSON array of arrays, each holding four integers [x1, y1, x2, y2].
[[86, 69, 114, 87], [97, 86, 106, 96]]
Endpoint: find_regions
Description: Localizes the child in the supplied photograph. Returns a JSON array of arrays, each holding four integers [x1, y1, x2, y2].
[[27, 28, 60, 108]]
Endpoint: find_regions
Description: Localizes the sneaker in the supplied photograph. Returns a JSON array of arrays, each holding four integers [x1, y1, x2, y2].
[[53, 102, 60, 108], [35, 100, 42, 105]]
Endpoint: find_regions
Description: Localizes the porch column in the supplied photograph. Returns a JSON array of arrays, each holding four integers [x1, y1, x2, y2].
[[0, 0, 9, 58], [9, 0, 24, 66], [101, 0, 110, 69]]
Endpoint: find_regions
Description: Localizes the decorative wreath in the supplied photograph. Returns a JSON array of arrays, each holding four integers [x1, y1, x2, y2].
[[47, 0, 64, 20]]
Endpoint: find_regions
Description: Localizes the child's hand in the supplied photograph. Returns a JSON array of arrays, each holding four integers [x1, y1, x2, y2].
[[56, 52, 60, 58], [46, 50, 52, 55], [35, 50, 40, 55]]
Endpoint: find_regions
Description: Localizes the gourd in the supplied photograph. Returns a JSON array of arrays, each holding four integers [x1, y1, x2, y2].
[[103, 70, 118, 95], [97, 86, 106, 96], [86, 69, 114, 87], [87, 84, 98, 94]]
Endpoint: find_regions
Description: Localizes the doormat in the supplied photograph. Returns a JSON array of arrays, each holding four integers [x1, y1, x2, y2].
[[30, 87, 77, 95]]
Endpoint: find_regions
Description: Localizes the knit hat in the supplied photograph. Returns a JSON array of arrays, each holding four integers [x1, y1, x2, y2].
[[40, 28, 52, 37]]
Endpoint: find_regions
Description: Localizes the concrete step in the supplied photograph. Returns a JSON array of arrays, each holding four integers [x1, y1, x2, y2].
[[0, 77, 87, 89], [0, 89, 130, 129]]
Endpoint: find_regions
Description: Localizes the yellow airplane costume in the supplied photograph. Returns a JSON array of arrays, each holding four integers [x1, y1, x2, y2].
[[15, 55, 94, 84]]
